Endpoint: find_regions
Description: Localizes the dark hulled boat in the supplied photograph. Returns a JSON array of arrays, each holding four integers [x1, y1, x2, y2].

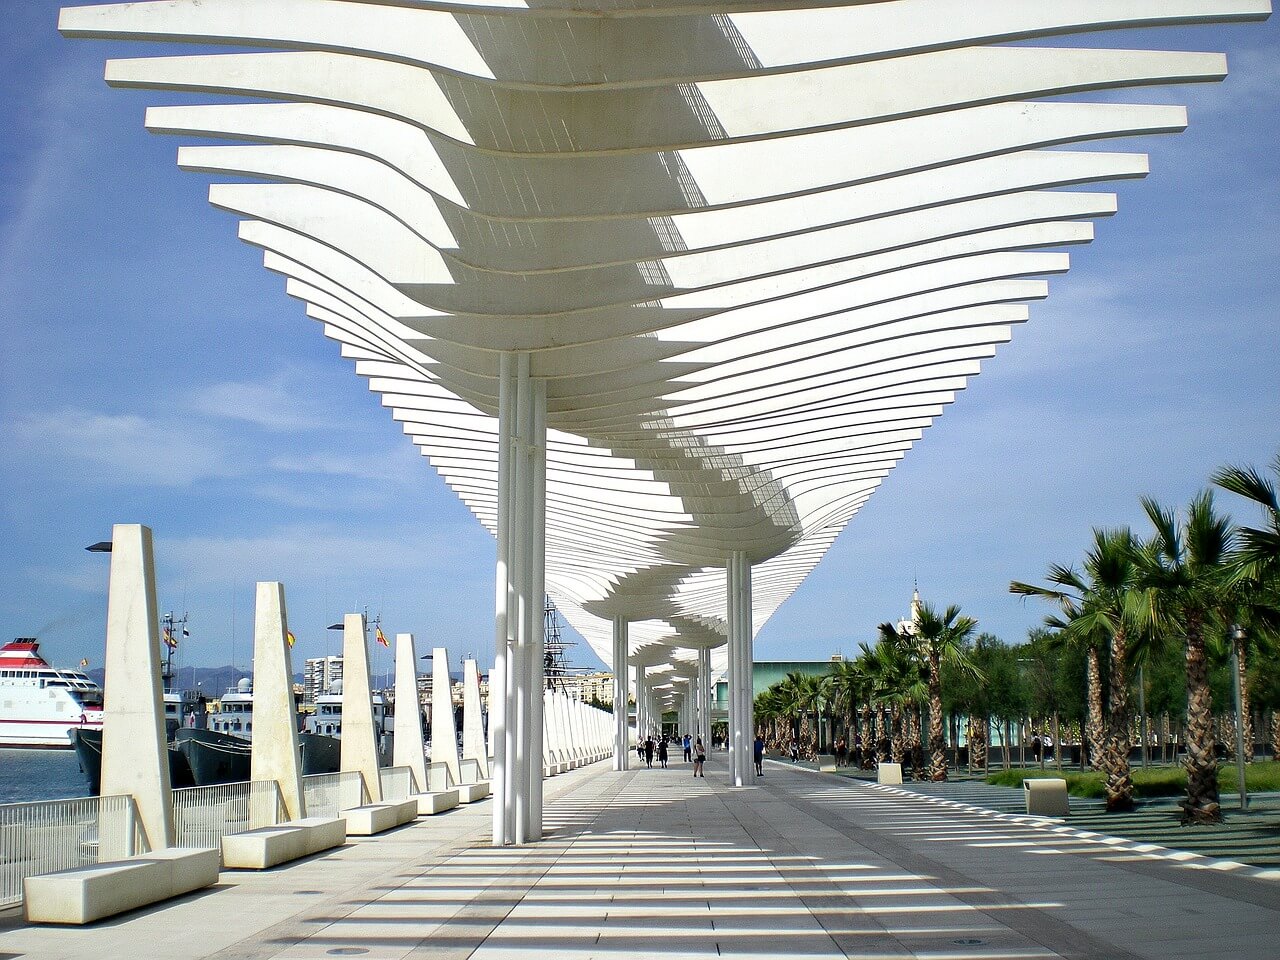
[[68, 726, 195, 794]]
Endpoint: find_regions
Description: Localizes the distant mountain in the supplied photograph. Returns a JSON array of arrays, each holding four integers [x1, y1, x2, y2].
[[86, 664, 303, 695]]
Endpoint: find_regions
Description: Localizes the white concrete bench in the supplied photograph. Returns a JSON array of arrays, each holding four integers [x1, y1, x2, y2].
[[455, 781, 490, 803], [23, 847, 219, 925], [220, 817, 345, 869], [341, 799, 418, 836], [410, 789, 459, 816], [1024, 777, 1070, 816], [877, 762, 903, 785]]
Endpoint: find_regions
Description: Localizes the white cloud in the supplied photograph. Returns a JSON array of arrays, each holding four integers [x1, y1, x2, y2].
[[189, 375, 330, 432], [11, 408, 241, 486]]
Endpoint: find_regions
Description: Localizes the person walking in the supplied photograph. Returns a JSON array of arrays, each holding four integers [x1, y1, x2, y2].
[[658, 738, 669, 768], [683, 733, 693, 763], [644, 736, 655, 768], [790, 737, 800, 763], [693, 737, 706, 777], [753, 733, 765, 777]]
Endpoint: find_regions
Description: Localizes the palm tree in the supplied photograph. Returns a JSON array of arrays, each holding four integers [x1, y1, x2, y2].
[[829, 658, 871, 753], [1012, 528, 1141, 811], [866, 632, 925, 770], [1214, 453, 1280, 761], [1130, 492, 1235, 825], [905, 602, 980, 781]]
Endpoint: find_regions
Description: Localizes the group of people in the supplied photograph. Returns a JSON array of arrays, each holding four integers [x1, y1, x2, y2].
[[637, 732, 708, 777]]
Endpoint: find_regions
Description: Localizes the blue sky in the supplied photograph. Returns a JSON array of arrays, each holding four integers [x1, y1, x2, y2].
[[2, 2, 1278, 677]]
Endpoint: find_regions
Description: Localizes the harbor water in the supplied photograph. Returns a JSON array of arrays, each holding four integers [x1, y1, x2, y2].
[[0, 749, 89, 804]]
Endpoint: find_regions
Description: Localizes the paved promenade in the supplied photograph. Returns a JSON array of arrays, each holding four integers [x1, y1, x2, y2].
[[2, 759, 1276, 960]]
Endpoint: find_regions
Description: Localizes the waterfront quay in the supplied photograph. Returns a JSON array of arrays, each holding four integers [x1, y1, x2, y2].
[[3, 761, 1275, 960]]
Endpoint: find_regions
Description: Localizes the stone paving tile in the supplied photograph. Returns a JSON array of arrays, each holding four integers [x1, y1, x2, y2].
[[3, 760, 1278, 959]]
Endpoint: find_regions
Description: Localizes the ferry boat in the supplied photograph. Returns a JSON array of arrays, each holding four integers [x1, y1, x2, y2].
[[0, 639, 104, 748]]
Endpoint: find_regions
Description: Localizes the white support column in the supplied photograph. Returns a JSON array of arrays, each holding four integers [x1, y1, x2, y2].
[[393, 633, 428, 794], [527, 377, 547, 841], [340, 613, 382, 804], [493, 351, 547, 846], [462, 659, 488, 777], [100, 523, 173, 856], [511, 352, 530, 844], [698, 648, 712, 747], [727, 551, 753, 787], [251, 581, 304, 823], [612, 616, 629, 770], [636, 664, 647, 742]]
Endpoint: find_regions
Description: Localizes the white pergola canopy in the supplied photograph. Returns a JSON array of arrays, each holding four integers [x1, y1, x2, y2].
[[61, 0, 1271, 829]]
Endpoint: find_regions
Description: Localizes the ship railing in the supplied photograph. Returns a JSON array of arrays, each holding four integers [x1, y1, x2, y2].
[[302, 770, 367, 817], [171, 780, 283, 851], [378, 765, 415, 801], [0, 794, 142, 908]]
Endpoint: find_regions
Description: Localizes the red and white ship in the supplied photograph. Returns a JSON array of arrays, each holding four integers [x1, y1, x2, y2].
[[0, 639, 104, 748]]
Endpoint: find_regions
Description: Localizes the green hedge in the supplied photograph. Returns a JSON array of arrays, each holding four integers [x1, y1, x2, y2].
[[985, 762, 1280, 799]]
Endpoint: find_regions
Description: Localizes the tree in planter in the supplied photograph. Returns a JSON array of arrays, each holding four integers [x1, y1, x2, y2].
[[1130, 492, 1236, 825], [863, 635, 920, 768], [895, 601, 981, 781], [1023, 626, 1081, 771], [1012, 528, 1143, 811], [948, 633, 1005, 773]]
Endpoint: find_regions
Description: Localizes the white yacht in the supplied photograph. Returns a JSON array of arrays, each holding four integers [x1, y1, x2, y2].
[[0, 639, 104, 748], [306, 681, 395, 762]]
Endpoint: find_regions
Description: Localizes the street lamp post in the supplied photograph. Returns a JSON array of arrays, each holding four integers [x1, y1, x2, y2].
[[1231, 624, 1249, 812]]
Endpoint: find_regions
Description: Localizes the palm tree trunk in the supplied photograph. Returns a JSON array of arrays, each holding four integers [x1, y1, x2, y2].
[[1236, 637, 1254, 763], [1182, 617, 1222, 824], [1271, 710, 1279, 761], [1052, 712, 1062, 772], [890, 705, 903, 765], [928, 654, 947, 781], [1086, 646, 1104, 771], [874, 706, 888, 764], [1103, 629, 1135, 812]]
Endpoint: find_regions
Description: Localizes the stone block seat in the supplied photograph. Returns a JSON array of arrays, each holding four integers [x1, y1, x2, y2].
[[877, 762, 904, 785], [411, 788, 459, 816], [456, 759, 491, 803], [341, 799, 418, 836], [1024, 777, 1070, 816], [220, 816, 345, 870], [23, 847, 219, 925]]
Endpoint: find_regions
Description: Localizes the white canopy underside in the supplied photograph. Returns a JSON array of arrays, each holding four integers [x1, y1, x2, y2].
[[60, 0, 1272, 703]]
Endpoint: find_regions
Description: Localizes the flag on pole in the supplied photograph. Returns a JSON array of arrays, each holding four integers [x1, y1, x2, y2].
[[286, 630, 296, 648], [162, 626, 178, 649], [375, 625, 389, 648]]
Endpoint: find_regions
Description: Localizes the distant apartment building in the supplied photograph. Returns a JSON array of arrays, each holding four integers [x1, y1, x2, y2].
[[561, 671, 613, 705], [303, 655, 343, 705]]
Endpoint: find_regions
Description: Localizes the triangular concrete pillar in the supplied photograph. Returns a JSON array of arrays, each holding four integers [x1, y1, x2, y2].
[[100, 523, 173, 855], [251, 581, 304, 822], [340, 613, 382, 803], [462, 658, 488, 777], [393, 633, 428, 793], [432, 648, 461, 785]]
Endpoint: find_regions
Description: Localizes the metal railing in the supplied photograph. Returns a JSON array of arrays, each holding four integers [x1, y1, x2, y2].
[[0, 794, 140, 908], [171, 780, 283, 851], [302, 771, 366, 817], [378, 766, 415, 801]]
